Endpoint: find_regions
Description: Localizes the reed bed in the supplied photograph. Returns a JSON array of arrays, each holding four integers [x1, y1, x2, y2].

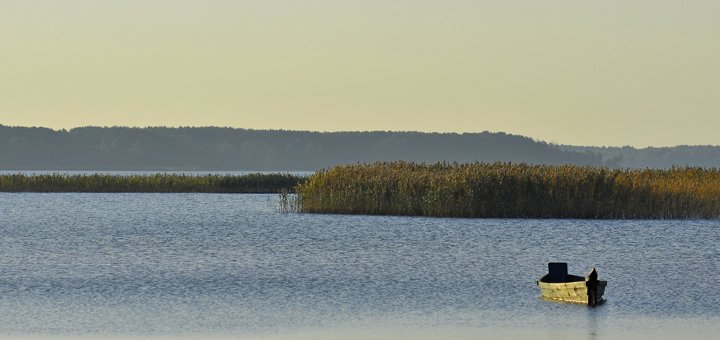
[[295, 162, 720, 218], [0, 173, 304, 193]]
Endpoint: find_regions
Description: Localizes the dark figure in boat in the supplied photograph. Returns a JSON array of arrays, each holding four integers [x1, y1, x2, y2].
[[536, 262, 607, 306]]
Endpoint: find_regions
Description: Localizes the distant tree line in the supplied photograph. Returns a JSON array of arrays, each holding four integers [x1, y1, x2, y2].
[[0, 125, 607, 170], [562, 145, 720, 169]]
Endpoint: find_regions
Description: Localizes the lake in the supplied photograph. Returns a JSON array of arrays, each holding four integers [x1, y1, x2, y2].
[[0, 193, 718, 339]]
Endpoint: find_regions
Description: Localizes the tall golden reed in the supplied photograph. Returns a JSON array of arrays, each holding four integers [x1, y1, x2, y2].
[[0, 173, 303, 193], [295, 162, 720, 218]]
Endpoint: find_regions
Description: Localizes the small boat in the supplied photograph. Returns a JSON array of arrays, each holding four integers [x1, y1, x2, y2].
[[536, 262, 607, 306]]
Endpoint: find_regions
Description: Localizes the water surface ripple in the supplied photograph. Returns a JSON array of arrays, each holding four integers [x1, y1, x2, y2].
[[0, 193, 718, 338]]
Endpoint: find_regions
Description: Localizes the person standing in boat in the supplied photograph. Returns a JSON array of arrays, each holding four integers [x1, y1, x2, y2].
[[586, 267, 599, 306]]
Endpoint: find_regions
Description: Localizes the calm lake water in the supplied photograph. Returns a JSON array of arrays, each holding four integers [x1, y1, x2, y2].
[[0, 193, 718, 339]]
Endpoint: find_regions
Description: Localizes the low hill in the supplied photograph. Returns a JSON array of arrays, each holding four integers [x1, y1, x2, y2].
[[0, 125, 604, 170]]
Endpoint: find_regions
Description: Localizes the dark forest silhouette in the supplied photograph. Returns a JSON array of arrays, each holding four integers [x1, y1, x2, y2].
[[1, 125, 717, 170]]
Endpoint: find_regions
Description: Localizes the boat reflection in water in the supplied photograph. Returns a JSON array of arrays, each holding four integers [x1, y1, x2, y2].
[[537, 262, 607, 306]]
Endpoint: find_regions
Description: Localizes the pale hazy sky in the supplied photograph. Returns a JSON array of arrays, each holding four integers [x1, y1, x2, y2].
[[1, 1, 718, 147]]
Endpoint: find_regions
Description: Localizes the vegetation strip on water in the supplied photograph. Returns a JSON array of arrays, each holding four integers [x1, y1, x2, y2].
[[294, 161, 720, 219], [0, 173, 305, 193]]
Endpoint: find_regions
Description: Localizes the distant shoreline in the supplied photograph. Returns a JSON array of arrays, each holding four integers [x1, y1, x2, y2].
[[11, 125, 720, 170]]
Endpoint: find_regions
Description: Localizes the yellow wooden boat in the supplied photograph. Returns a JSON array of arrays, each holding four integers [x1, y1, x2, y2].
[[536, 262, 606, 306]]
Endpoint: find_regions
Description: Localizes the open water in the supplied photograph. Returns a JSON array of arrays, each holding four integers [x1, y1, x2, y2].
[[0, 193, 718, 339]]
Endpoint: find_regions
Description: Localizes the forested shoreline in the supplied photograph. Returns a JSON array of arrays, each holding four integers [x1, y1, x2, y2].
[[3, 125, 719, 170], [0, 125, 607, 170]]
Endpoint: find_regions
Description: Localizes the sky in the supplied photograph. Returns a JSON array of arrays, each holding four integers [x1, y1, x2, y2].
[[1, 0, 718, 147]]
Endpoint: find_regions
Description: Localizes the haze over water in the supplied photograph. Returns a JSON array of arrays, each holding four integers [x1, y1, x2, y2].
[[1, 193, 718, 339]]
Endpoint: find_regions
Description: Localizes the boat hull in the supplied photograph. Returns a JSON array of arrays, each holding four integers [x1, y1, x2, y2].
[[537, 280, 607, 305]]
